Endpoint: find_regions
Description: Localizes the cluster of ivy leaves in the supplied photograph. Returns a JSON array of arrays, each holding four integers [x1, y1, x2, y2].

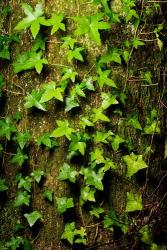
[[0, 1, 165, 249]]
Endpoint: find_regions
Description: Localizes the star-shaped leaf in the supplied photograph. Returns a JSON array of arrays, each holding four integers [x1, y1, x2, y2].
[[40, 81, 63, 103], [61, 222, 76, 245], [66, 47, 84, 63], [13, 132, 32, 150], [97, 69, 117, 89], [0, 117, 16, 140], [14, 191, 31, 207], [80, 186, 96, 205], [56, 197, 74, 213], [50, 120, 74, 140], [126, 191, 143, 212], [15, 3, 49, 38], [10, 149, 28, 167], [24, 89, 46, 111], [101, 92, 118, 109], [58, 163, 78, 183], [24, 211, 42, 227], [123, 152, 148, 178], [61, 36, 77, 50], [31, 170, 44, 183], [48, 13, 65, 35]]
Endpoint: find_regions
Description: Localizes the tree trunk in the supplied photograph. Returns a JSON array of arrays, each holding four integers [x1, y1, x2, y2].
[[0, 0, 167, 249]]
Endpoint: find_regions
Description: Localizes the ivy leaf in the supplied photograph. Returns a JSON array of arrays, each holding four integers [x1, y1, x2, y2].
[[56, 197, 74, 213], [74, 227, 87, 245], [80, 77, 95, 91], [14, 191, 31, 207], [51, 120, 74, 140], [13, 132, 32, 150], [80, 186, 96, 205], [36, 133, 59, 148], [13, 50, 48, 74], [123, 152, 148, 178], [6, 236, 25, 250], [40, 81, 63, 103], [92, 108, 110, 122], [16, 175, 32, 192], [144, 120, 160, 135], [93, 130, 113, 144], [90, 148, 105, 165], [0, 117, 16, 140], [132, 38, 145, 49], [80, 116, 94, 129], [101, 92, 118, 109], [15, 3, 49, 38], [126, 115, 142, 130], [61, 67, 78, 83], [24, 211, 42, 227], [10, 149, 28, 167], [97, 69, 117, 89], [74, 13, 110, 45], [31, 170, 44, 183], [80, 167, 104, 190], [98, 49, 122, 66], [58, 163, 78, 183], [48, 13, 65, 35], [141, 71, 152, 84], [139, 225, 152, 245], [61, 222, 76, 245], [66, 47, 84, 63], [90, 206, 104, 218], [24, 89, 46, 111], [126, 192, 143, 212], [61, 36, 77, 50], [65, 95, 80, 112], [0, 178, 8, 192], [43, 190, 53, 202], [111, 135, 125, 151], [69, 133, 89, 156]]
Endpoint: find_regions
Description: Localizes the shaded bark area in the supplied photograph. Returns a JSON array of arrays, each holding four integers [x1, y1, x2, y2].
[[0, 0, 167, 249]]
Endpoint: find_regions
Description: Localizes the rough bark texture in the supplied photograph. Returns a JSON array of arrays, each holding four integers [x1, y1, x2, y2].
[[0, 0, 167, 250]]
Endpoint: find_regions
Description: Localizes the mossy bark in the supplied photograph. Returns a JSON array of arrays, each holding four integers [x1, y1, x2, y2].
[[0, 1, 167, 249]]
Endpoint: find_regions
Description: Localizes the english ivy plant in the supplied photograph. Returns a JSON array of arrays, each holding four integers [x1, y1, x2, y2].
[[56, 197, 74, 214], [24, 211, 42, 227], [51, 120, 75, 140], [126, 191, 143, 212]]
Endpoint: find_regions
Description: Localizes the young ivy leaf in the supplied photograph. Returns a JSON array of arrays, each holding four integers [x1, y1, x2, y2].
[[15, 3, 49, 38], [126, 115, 142, 130], [31, 170, 44, 183], [80, 186, 96, 205], [80, 167, 104, 190], [101, 92, 118, 110], [40, 81, 63, 103], [36, 133, 59, 148], [66, 47, 84, 63], [14, 191, 31, 207], [58, 163, 78, 183], [0, 117, 16, 140], [61, 67, 78, 83], [56, 197, 74, 214], [123, 152, 148, 178], [126, 191, 143, 212], [24, 89, 46, 111], [48, 13, 65, 35], [68, 133, 89, 156], [92, 108, 110, 123], [50, 120, 74, 140], [80, 116, 94, 129], [74, 13, 110, 46], [13, 132, 32, 150], [24, 211, 42, 227], [90, 206, 104, 218], [10, 149, 28, 167], [98, 49, 122, 66], [17, 175, 32, 192], [65, 95, 80, 112], [93, 130, 113, 144], [61, 36, 77, 50], [0, 178, 8, 192], [13, 50, 48, 74], [132, 38, 145, 49], [43, 190, 53, 202], [111, 135, 125, 151], [97, 69, 117, 89]]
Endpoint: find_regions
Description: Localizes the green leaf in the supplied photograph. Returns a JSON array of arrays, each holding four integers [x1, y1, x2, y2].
[[126, 115, 142, 130], [6, 236, 25, 250], [69, 133, 89, 156], [15, 3, 49, 38], [24, 211, 42, 227], [66, 47, 84, 63], [13, 50, 48, 74], [65, 95, 80, 112], [90, 206, 104, 218], [132, 38, 145, 49], [56, 197, 74, 213], [80, 167, 104, 190], [24, 89, 46, 111], [139, 225, 152, 245], [51, 120, 74, 140], [97, 69, 117, 89], [0, 178, 8, 192], [144, 121, 160, 135], [14, 191, 31, 207], [10, 149, 28, 167], [74, 227, 87, 245], [90, 148, 105, 165], [61, 222, 76, 245], [61, 36, 77, 50], [93, 130, 113, 144], [0, 117, 16, 140], [43, 190, 53, 202], [80, 116, 94, 129], [48, 13, 65, 35], [36, 133, 59, 148], [31, 170, 44, 183], [17, 175, 32, 192], [123, 152, 148, 178], [58, 163, 78, 183], [126, 191, 143, 212], [40, 81, 63, 103], [74, 13, 110, 45], [92, 108, 110, 122], [101, 92, 118, 109], [80, 186, 96, 205], [13, 132, 32, 150], [61, 67, 78, 83], [111, 135, 125, 151], [98, 49, 122, 66]]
